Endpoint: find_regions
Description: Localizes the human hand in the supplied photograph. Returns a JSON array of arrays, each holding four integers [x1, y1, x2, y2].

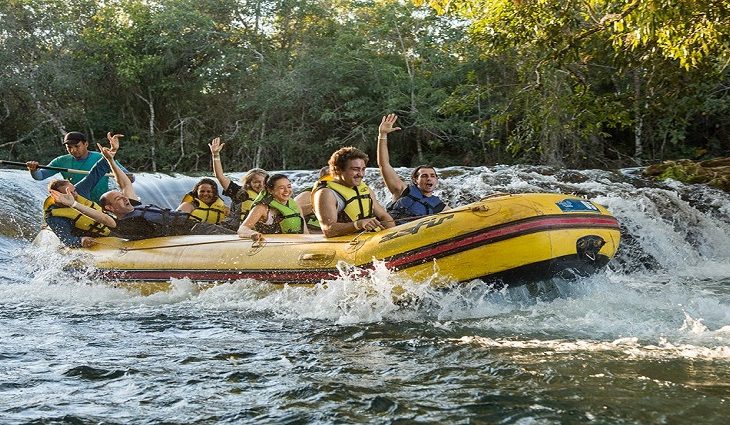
[[356, 217, 382, 232], [80, 237, 97, 248], [50, 187, 75, 207], [26, 161, 39, 172], [106, 132, 123, 153], [209, 137, 225, 155], [379, 114, 401, 137]]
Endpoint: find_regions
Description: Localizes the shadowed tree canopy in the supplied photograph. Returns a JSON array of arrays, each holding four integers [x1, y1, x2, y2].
[[1, 0, 728, 172]]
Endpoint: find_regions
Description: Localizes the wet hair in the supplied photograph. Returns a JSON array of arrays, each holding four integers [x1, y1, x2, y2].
[[241, 168, 269, 191], [328, 147, 369, 176], [49, 179, 73, 193], [192, 177, 219, 198], [264, 173, 290, 191], [411, 165, 438, 183]]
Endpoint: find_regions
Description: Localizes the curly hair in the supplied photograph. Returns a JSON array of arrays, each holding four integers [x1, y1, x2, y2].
[[328, 147, 369, 176], [192, 177, 219, 198]]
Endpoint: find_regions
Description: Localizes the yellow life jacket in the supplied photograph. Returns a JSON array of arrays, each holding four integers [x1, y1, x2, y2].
[[43, 194, 111, 237], [180, 193, 228, 224], [239, 189, 260, 221], [316, 180, 373, 223], [303, 175, 332, 230]]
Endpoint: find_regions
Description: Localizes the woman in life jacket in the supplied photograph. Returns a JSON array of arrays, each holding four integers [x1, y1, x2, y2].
[[209, 137, 268, 229], [237, 174, 308, 241], [177, 177, 229, 224]]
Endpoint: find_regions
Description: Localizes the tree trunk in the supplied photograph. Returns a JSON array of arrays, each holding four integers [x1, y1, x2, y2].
[[172, 114, 186, 171], [135, 88, 157, 172], [255, 115, 265, 169], [394, 23, 423, 164], [633, 68, 643, 165]]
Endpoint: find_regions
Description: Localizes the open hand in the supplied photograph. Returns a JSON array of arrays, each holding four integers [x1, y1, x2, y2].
[[379, 114, 401, 136], [209, 137, 225, 155], [50, 187, 76, 207]]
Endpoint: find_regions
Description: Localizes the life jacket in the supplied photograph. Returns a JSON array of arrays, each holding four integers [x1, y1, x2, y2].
[[43, 194, 111, 237], [315, 180, 373, 223], [387, 183, 445, 223], [250, 193, 304, 234], [180, 192, 227, 224], [303, 175, 332, 230], [113, 204, 196, 239], [239, 189, 260, 221], [304, 213, 321, 231]]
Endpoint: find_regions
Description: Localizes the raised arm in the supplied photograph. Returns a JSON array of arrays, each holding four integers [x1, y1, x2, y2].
[[101, 132, 136, 200], [209, 137, 232, 191], [377, 114, 406, 198]]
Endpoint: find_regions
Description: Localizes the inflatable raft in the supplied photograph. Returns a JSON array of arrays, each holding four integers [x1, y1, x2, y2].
[[44, 193, 620, 292]]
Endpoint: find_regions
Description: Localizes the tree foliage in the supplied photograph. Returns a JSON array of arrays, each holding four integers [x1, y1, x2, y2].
[[0, 0, 727, 172]]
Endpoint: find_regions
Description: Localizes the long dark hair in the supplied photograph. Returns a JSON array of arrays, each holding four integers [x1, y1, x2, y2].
[[265, 173, 290, 192], [192, 177, 219, 198]]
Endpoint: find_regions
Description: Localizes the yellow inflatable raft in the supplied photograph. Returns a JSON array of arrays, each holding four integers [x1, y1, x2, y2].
[[47, 193, 620, 291]]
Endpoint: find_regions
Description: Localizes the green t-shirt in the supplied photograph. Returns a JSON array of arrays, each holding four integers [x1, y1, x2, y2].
[[34, 151, 130, 202]]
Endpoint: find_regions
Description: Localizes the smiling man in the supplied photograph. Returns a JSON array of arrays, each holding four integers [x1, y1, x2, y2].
[[313, 146, 394, 238], [376, 114, 448, 225]]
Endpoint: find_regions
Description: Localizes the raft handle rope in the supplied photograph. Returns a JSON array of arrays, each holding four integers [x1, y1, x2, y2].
[[96, 235, 360, 252]]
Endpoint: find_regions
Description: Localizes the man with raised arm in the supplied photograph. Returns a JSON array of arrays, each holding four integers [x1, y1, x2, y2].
[[43, 132, 122, 248], [377, 114, 447, 224], [27, 131, 134, 203], [208, 137, 268, 230], [313, 146, 395, 238], [51, 137, 235, 241]]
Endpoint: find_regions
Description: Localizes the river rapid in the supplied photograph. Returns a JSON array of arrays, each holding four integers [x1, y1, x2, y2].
[[0, 166, 728, 424]]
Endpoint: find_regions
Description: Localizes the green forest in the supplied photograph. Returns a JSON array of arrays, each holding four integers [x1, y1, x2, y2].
[[1, 0, 728, 173]]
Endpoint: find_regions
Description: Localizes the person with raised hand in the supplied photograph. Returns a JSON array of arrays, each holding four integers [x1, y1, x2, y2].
[[51, 135, 235, 241], [377, 113, 447, 224], [209, 137, 268, 230], [27, 131, 134, 202], [43, 132, 123, 248]]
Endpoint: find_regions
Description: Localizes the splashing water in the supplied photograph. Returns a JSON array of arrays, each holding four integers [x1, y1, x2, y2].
[[1, 166, 728, 423]]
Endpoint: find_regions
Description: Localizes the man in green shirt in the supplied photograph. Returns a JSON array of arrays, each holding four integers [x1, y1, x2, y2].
[[26, 131, 134, 202]]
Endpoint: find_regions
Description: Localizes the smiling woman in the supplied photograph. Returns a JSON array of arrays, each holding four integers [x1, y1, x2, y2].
[[177, 177, 228, 224], [236, 173, 308, 241]]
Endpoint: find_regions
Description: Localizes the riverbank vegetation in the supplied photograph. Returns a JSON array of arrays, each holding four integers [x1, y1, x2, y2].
[[1, 0, 728, 172]]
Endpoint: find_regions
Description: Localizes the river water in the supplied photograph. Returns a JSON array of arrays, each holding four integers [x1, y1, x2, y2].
[[1, 166, 728, 424]]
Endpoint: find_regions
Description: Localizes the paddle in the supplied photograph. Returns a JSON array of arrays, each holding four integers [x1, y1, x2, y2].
[[0, 159, 113, 177]]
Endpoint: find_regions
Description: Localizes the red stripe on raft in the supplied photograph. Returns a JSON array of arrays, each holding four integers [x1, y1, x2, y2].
[[385, 215, 618, 269]]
